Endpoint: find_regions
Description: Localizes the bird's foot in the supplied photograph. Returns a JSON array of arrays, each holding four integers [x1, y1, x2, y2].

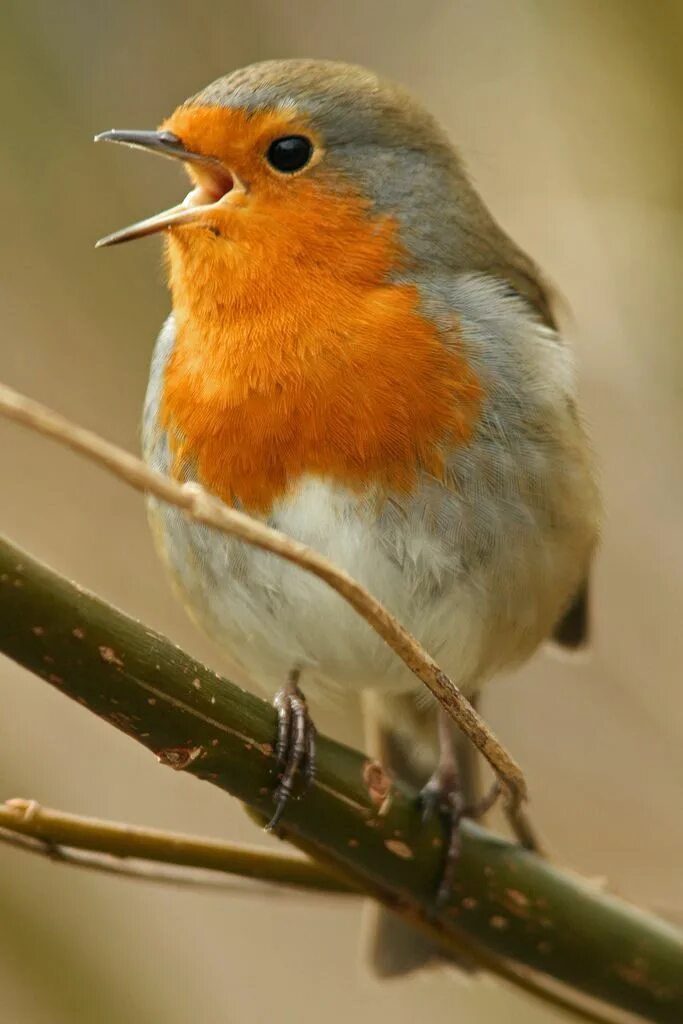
[[419, 770, 500, 905], [419, 766, 466, 905], [266, 677, 316, 832]]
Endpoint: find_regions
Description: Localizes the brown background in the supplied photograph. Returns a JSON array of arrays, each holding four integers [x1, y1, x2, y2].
[[1, 2, 681, 1022]]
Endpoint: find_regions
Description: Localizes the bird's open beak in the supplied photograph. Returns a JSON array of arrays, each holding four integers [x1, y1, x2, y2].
[[94, 129, 237, 248]]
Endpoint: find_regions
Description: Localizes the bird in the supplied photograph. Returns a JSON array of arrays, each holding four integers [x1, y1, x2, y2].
[[95, 58, 600, 974]]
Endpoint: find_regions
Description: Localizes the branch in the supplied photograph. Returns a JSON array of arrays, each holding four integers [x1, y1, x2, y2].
[[0, 381, 535, 846], [0, 534, 681, 1024], [0, 800, 351, 894], [0, 824, 283, 894]]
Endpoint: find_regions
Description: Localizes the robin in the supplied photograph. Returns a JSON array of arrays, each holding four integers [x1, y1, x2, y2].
[[96, 59, 600, 972]]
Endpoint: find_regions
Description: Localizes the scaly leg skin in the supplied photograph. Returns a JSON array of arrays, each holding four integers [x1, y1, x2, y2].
[[419, 708, 499, 904], [266, 670, 317, 832], [453, 689, 483, 811]]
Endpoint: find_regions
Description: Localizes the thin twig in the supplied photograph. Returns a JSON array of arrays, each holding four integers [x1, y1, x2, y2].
[[0, 799, 352, 894], [0, 381, 537, 847], [0, 826, 291, 894]]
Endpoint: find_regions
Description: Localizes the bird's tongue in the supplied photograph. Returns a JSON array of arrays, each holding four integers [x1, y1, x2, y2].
[[185, 166, 234, 206]]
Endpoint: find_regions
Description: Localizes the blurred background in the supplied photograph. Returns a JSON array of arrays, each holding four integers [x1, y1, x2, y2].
[[1, 1, 682, 1021]]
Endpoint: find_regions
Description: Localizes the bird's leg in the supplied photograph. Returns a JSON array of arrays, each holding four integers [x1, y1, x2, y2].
[[419, 709, 465, 903], [452, 689, 483, 811], [451, 695, 544, 855], [419, 706, 499, 904], [266, 669, 316, 831]]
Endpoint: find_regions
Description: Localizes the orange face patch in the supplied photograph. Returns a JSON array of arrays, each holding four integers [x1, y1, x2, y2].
[[158, 105, 482, 514], [161, 103, 323, 198]]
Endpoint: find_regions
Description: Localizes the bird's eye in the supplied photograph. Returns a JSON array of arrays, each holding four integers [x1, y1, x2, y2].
[[266, 135, 313, 174]]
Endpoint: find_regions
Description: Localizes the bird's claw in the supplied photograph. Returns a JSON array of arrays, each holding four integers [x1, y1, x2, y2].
[[266, 683, 316, 831], [419, 772, 501, 904], [418, 770, 467, 905]]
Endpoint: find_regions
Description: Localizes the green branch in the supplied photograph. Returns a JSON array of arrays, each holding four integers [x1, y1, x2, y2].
[[0, 801, 351, 893], [1, 533, 682, 1024]]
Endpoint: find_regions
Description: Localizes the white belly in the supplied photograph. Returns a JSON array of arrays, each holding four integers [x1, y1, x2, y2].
[[148, 457, 594, 702], [149, 479, 486, 697]]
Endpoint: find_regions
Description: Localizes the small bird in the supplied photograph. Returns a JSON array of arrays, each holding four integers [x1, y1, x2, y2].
[[96, 59, 599, 972]]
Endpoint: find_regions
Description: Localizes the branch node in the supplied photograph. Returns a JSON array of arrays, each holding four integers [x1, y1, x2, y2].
[[157, 746, 204, 770]]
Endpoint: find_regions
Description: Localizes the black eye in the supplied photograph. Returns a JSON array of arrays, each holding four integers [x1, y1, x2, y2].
[[266, 135, 313, 173]]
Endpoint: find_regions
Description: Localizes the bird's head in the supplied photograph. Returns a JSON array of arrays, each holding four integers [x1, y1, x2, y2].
[[96, 59, 553, 325], [95, 60, 468, 272]]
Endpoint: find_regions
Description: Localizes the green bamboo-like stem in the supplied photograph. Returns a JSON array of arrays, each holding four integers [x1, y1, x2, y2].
[[1, 534, 682, 1024], [0, 803, 352, 893]]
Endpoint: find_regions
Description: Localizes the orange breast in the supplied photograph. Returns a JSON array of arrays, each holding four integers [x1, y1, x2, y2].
[[160, 179, 482, 514]]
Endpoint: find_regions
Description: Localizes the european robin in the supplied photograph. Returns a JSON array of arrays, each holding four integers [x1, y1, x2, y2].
[[96, 59, 600, 971]]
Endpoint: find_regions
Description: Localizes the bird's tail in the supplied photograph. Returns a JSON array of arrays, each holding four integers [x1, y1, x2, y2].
[[360, 690, 480, 977]]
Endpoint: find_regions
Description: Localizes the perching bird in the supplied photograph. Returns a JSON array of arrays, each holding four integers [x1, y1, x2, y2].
[[96, 58, 600, 974]]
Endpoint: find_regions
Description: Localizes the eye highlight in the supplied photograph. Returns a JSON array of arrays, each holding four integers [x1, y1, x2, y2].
[[266, 135, 313, 174]]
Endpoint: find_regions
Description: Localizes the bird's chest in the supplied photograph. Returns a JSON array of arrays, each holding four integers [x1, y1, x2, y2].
[[152, 273, 481, 518]]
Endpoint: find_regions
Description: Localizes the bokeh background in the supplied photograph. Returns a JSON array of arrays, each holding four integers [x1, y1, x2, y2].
[[1, 1, 682, 1021]]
